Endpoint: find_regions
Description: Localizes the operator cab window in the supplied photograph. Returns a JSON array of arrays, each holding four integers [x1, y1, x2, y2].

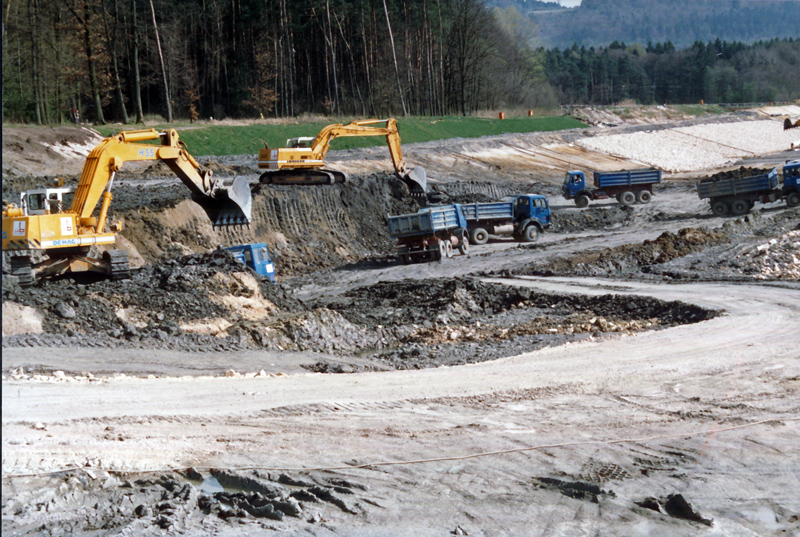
[[28, 194, 45, 211], [244, 250, 252, 263]]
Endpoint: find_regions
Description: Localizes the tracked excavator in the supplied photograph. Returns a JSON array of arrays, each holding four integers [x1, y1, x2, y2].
[[2, 129, 252, 286], [257, 118, 427, 195]]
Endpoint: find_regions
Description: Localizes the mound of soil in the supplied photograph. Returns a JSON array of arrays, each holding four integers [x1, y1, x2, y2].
[[698, 166, 774, 184], [521, 227, 727, 277], [550, 206, 636, 233]]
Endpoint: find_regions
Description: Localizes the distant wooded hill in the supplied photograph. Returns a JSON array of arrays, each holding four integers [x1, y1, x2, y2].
[[518, 0, 800, 47]]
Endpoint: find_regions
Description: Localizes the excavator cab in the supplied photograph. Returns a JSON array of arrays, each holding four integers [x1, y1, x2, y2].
[[257, 118, 427, 196]]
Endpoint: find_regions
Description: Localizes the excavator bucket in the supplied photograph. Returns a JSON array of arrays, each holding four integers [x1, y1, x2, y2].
[[193, 176, 253, 226], [785, 118, 800, 131], [402, 166, 427, 196]]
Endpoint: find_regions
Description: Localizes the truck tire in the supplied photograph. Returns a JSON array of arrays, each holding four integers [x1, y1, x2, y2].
[[711, 200, 729, 216], [731, 199, 750, 216], [787, 191, 800, 207], [522, 225, 540, 243], [469, 227, 489, 245], [436, 241, 447, 263], [636, 190, 652, 204], [619, 191, 636, 206], [445, 241, 453, 258], [575, 194, 590, 208], [457, 238, 469, 255]]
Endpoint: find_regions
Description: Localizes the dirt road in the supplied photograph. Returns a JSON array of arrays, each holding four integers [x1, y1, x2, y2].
[[3, 113, 799, 536], [4, 277, 799, 536]]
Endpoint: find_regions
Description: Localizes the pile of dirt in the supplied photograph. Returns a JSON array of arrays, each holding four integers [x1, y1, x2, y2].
[[2, 250, 307, 352], [698, 166, 774, 184], [3, 261, 717, 371], [549, 206, 636, 233], [521, 227, 727, 277]]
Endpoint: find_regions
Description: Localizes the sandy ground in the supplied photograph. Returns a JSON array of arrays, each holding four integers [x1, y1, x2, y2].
[[3, 110, 800, 536]]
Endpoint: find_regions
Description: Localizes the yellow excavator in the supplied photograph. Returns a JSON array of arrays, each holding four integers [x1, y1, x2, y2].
[[257, 118, 427, 195], [2, 129, 252, 286]]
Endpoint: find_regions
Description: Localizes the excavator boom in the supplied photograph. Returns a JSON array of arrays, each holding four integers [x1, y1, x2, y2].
[[2, 129, 252, 286], [73, 129, 251, 226], [257, 118, 427, 195]]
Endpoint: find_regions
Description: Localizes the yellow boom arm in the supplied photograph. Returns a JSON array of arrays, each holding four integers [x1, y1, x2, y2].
[[71, 129, 250, 227]]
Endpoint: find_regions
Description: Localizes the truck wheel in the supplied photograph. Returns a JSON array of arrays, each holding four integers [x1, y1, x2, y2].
[[445, 241, 453, 258], [636, 190, 652, 204], [575, 194, 590, 208], [711, 200, 729, 216], [469, 227, 489, 245], [436, 241, 447, 263], [619, 191, 636, 206], [457, 238, 469, 255], [787, 191, 800, 207], [731, 199, 750, 216], [522, 225, 540, 243]]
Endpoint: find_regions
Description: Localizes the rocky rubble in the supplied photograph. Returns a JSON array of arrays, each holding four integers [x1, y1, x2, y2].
[[726, 230, 800, 279]]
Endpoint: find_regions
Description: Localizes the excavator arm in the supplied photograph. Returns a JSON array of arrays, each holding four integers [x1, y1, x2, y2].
[[72, 129, 251, 227], [258, 119, 426, 195]]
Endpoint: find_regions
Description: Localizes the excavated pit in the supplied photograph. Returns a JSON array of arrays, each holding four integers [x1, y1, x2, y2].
[[2, 252, 718, 373]]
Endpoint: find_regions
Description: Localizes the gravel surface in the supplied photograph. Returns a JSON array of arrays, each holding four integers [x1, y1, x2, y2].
[[577, 119, 797, 171]]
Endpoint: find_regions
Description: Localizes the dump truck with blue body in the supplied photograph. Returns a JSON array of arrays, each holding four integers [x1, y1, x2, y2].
[[562, 168, 662, 208], [698, 161, 800, 216], [224, 243, 276, 282], [388, 204, 469, 263], [461, 194, 550, 245]]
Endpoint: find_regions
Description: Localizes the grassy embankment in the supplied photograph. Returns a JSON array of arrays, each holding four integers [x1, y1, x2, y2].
[[95, 115, 586, 157]]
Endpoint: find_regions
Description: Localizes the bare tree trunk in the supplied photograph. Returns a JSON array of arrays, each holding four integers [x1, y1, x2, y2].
[[382, 0, 407, 116], [148, 0, 172, 122], [28, 0, 43, 124], [325, 0, 339, 115], [102, 0, 129, 123], [131, 0, 144, 122]]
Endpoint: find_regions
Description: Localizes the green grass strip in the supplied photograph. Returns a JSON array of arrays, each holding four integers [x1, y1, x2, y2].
[[94, 115, 586, 157]]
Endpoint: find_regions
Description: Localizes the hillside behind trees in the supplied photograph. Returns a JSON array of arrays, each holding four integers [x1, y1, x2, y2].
[[528, 0, 800, 48]]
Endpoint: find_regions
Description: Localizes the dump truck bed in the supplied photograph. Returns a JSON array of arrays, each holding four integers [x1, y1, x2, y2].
[[697, 168, 779, 199], [388, 205, 463, 238], [461, 201, 514, 222], [593, 168, 661, 188]]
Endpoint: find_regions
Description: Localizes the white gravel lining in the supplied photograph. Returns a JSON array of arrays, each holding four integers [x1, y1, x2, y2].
[[577, 120, 797, 172]]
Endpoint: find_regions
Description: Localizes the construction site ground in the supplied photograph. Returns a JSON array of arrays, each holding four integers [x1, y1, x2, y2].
[[2, 109, 800, 536]]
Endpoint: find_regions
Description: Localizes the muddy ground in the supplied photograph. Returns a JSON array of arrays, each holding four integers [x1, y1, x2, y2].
[[3, 112, 800, 536]]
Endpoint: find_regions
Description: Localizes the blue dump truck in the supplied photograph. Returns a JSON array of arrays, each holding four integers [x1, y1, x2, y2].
[[698, 160, 800, 216], [388, 204, 469, 263], [224, 243, 276, 282], [562, 168, 662, 208], [461, 194, 550, 245]]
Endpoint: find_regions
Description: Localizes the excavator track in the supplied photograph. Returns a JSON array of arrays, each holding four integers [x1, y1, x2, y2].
[[103, 249, 131, 281], [9, 254, 34, 287], [259, 169, 348, 186]]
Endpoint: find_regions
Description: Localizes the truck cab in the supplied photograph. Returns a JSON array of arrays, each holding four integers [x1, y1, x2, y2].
[[562, 171, 586, 200], [783, 160, 800, 207], [224, 243, 276, 282], [506, 194, 551, 228]]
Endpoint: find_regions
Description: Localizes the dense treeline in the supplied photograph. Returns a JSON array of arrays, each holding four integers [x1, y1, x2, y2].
[[530, 0, 800, 48], [2, 0, 552, 124], [541, 39, 800, 105]]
